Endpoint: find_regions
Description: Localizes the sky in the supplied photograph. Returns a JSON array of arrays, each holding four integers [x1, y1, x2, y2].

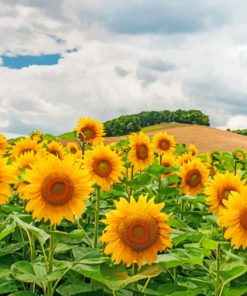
[[0, 0, 247, 137]]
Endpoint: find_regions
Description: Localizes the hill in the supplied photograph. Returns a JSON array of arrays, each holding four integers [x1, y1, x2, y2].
[[104, 124, 247, 153]]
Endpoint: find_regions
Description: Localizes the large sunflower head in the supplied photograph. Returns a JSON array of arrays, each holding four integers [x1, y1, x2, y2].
[[11, 137, 43, 159], [218, 187, 247, 249], [0, 157, 16, 204], [21, 155, 93, 224], [75, 117, 104, 144], [46, 141, 65, 159], [100, 195, 172, 267], [179, 159, 209, 195], [152, 132, 176, 154], [128, 132, 153, 171], [83, 144, 124, 190], [205, 172, 244, 214]]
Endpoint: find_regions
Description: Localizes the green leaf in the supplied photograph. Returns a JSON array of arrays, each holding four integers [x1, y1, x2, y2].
[[168, 216, 192, 231], [131, 173, 152, 187], [0, 242, 27, 257], [11, 261, 38, 283], [0, 280, 17, 294], [43, 133, 57, 141], [72, 247, 108, 264], [202, 238, 218, 250], [156, 248, 204, 268], [57, 131, 77, 140], [0, 221, 16, 240], [56, 282, 92, 295], [172, 231, 202, 246], [55, 243, 75, 254], [9, 292, 38, 296], [147, 164, 166, 176], [10, 214, 50, 246], [223, 286, 247, 296]]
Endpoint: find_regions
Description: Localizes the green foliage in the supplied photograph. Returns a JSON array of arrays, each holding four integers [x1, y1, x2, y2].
[[232, 129, 247, 136], [104, 109, 210, 136]]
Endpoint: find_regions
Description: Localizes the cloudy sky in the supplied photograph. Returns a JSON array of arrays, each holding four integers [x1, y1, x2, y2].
[[0, 0, 247, 137]]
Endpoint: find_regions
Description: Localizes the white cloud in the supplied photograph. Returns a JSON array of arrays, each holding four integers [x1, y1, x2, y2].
[[219, 115, 247, 130], [0, 1, 247, 136]]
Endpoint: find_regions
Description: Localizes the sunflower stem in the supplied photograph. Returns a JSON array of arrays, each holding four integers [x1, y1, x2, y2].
[[47, 224, 56, 296], [234, 160, 237, 176], [142, 277, 151, 294], [128, 165, 134, 201], [215, 243, 221, 296], [133, 263, 139, 295], [158, 154, 163, 202], [93, 186, 101, 248]]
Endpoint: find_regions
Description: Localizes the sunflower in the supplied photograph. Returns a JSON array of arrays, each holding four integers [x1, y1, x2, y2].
[[188, 144, 199, 156], [218, 187, 247, 248], [0, 134, 8, 154], [83, 144, 123, 190], [46, 141, 64, 159], [0, 157, 16, 204], [152, 132, 176, 154], [11, 137, 43, 159], [128, 132, 153, 171], [30, 131, 43, 143], [179, 159, 209, 195], [65, 142, 82, 160], [75, 117, 104, 144], [161, 153, 176, 177], [233, 148, 246, 162], [205, 172, 244, 214], [175, 152, 193, 166], [100, 195, 172, 267], [21, 155, 93, 224]]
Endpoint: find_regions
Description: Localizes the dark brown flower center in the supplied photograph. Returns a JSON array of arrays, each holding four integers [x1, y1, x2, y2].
[[240, 207, 247, 230], [119, 215, 159, 251], [70, 147, 77, 154], [186, 169, 202, 187], [159, 140, 170, 151], [41, 172, 74, 206], [81, 127, 96, 141], [136, 144, 149, 160], [20, 148, 33, 155], [218, 186, 236, 205], [93, 159, 112, 177]]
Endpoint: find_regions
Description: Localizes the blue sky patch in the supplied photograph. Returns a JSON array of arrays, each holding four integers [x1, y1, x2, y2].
[[0, 54, 61, 69]]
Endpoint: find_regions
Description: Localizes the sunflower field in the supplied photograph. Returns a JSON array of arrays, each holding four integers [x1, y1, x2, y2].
[[1, 117, 247, 296]]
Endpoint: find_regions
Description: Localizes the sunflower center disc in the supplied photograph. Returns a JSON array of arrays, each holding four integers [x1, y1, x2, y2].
[[162, 162, 171, 167], [218, 186, 236, 205], [186, 169, 202, 187], [240, 207, 247, 230], [159, 140, 170, 151], [94, 159, 112, 177], [119, 215, 159, 251], [136, 144, 149, 160], [49, 149, 60, 157], [41, 172, 74, 206], [70, 147, 77, 154], [21, 148, 33, 155], [82, 127, 96, 140]]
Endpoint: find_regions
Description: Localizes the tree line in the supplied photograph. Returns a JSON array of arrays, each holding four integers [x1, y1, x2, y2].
[[104, 109, 210, 136]]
